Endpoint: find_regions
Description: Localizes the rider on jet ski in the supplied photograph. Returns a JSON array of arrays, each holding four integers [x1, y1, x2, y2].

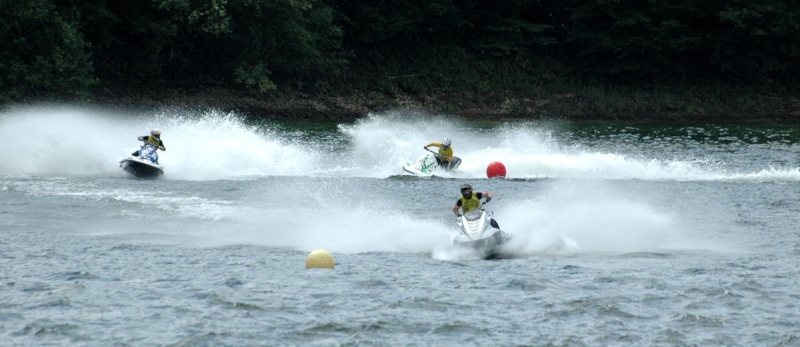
[[453, 183, 500, 228], [424, 138, 459, 171], [132, 129, 166, 157]]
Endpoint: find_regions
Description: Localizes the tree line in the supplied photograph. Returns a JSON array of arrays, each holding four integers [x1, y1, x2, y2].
[[1, 0, 798, 101]]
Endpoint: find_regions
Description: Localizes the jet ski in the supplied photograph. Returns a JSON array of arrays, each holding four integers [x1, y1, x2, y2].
[[119, 144, 164, 179], [402, 150, 462, 176], [453, 201, 513, 259]]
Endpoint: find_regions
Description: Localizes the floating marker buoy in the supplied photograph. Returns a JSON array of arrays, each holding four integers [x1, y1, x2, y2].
[[486, 161, 507, 178], [306, 249, 335, 269]]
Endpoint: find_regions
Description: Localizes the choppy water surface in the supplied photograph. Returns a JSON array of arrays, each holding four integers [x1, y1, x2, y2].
[[2, 106, 799, 346]]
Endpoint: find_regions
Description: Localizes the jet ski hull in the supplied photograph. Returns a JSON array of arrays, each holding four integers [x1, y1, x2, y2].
[[120, 157, 163, 179], [402, 152, 461, 177], [402, 164, 435, 176], [453, 229, 513, 259], [453, 207, 513, 259]]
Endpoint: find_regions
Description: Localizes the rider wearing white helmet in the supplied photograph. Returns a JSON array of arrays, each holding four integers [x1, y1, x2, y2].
[[424, 138, 456, 170], [131, 128, 166, 157]]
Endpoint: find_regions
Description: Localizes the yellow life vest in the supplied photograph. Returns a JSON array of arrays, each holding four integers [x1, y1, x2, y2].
[[145, 135, 161, 147], [438, 146, 453, 162], [460, 192, 481, 213]]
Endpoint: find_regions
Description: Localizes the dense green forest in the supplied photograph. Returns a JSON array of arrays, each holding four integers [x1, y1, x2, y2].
[[1, 0, 798, 119]]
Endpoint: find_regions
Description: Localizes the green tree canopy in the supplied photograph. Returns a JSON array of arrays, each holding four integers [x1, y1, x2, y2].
[[0, 0, 95, 100]]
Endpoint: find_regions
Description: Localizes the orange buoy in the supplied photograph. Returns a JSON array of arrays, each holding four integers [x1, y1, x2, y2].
[[486, 161, 506, 178]]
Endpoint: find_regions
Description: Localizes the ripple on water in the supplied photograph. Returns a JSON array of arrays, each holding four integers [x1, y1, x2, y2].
[[223, 277, 243, 287], [12, 322, 88, 341], [53, 271, 99, 281], [505, 278, 548, 292], [675, 312, 727, 327], [208, 293, 263, 311]]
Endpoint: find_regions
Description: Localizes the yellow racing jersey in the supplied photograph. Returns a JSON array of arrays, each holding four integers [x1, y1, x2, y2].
[[145, 135, 162, 147], [425, 142, 453, 162], [139, 135, 165, 150], [458, 192, 483, 213]]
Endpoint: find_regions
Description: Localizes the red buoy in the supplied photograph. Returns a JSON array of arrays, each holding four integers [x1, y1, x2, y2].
[[486, 161, 506, 178]]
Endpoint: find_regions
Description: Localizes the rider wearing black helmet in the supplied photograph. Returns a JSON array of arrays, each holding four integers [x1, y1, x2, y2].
[[453, 183, 499, 228], [424, 138, 457, 170]]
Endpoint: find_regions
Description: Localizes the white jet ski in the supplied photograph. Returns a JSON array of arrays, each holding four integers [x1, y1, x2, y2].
[[402, 149, 462, 176], [453, 201, 513, 259], [119, 144, 164, 179]]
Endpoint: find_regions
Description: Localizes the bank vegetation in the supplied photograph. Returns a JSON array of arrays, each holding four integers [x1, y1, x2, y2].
[[2, 0, 798, 121]]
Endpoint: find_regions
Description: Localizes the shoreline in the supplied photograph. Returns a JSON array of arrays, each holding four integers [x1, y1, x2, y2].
[[25, 85, 800, 123]]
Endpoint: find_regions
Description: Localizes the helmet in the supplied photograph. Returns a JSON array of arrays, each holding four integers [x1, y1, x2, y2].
[[460, 183, 473, 197], [151, 129, 161, 137], [442, 138, 451, 148]]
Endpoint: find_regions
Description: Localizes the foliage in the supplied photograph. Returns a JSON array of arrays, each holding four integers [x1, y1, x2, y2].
[[235, 62, 277, 92], [0, 0, 95, 100], [714, 0, 800, 79], [0, 0, 797, 102], [224, 0, 347, 90]]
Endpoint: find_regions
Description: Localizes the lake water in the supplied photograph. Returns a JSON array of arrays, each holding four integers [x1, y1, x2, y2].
[[2, 106, 799, 346]]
